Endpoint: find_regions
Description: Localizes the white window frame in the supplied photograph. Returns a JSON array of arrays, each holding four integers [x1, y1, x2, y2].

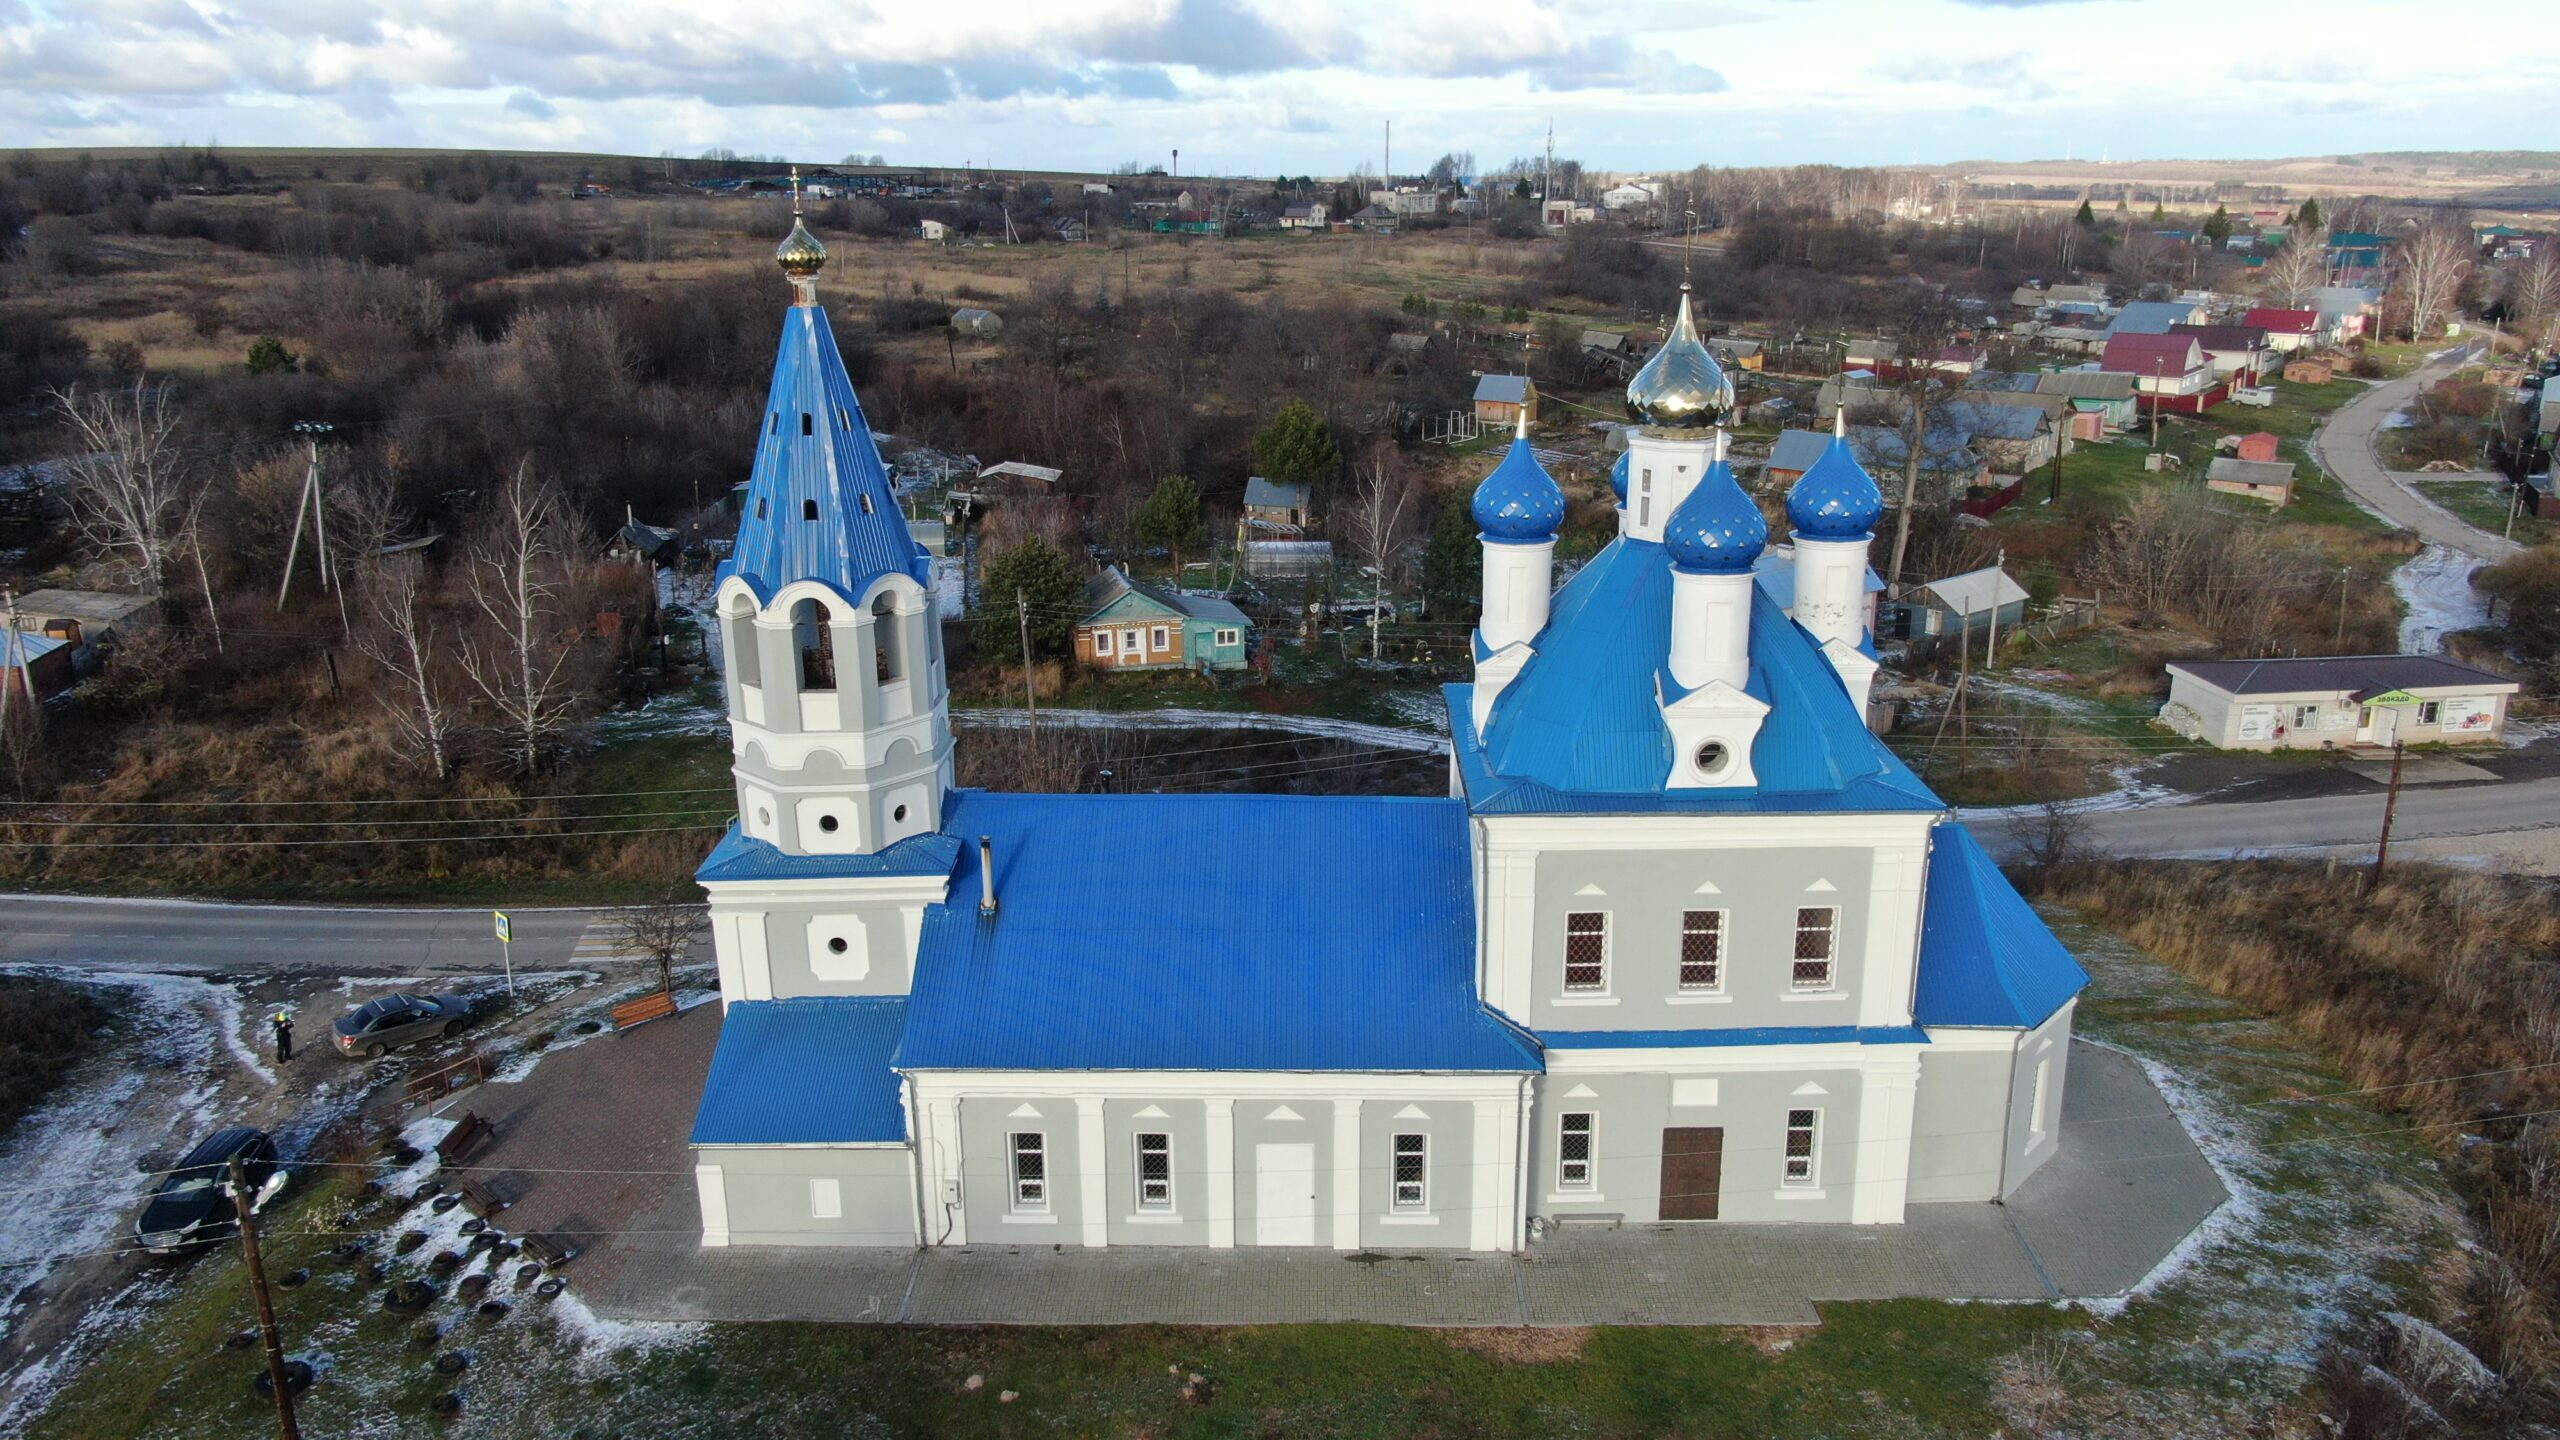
[[1678, 909, 1726, 993], [1214, 627, 1241, 647], [1121, 627, 1144, 656], [1782, 1108, 1821, 1189], [2292, 703, 2319, 729], [1135, 1131, 1174, 1211], [1150, 625, 1171, 652], [808, 1176, 841, 1220], [1010, 1131, 1049, 1212], [2027, 1054, 2054, 1145], [1791, 906, 1838, 992], [1391, 1133, 1428, 1210], [2417, 699, 2441, 725], [1092, 628, 1113, 656], [1557, 1112, 1595, 1192], [1562, 910, 1610, 994]]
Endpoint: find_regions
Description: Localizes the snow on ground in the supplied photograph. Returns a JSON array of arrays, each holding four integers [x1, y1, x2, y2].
[[548, 1290, 705, 1369], [932, 553, 967, 619], [2393, 543, 2489, 654], [2073, 1039, 2259, 1316], [1956, 761, 2197, 823], [952, 705, 1448, 753], [1967, 674, 2114, 720]]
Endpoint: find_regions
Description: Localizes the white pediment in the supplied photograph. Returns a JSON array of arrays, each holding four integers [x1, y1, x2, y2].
[[1264, 1104, 1304, 1122], [1573, 883, 1608, 897], [1692, 880, 1722, 895], [1791, 1082, 1829, 1097], [1562, 1083, 1599, 1099], [1132, 1104, 1169, 1120], [1803, 878, 1838, 893], [1393, 1104, 1431, 1120], [1008, 1103, 1043, 1118]]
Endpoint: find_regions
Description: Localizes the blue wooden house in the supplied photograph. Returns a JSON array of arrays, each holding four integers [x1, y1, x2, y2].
[[1074, 567, 1252, 672]]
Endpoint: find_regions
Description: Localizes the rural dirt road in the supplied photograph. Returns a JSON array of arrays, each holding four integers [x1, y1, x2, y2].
[[2309, 342, 2522, 562]]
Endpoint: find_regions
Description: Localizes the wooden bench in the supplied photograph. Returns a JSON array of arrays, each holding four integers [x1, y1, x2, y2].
[[610, 990, 678, 1031], [457, 1175, 519, 1217], [435, 1111, 496, 1166], [521, 1232, 579, 1268]]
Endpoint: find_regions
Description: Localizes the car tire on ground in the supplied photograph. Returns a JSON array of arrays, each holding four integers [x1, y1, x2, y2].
[[441, 1021, 461, 1040], [365, 1043, 386, 1059]]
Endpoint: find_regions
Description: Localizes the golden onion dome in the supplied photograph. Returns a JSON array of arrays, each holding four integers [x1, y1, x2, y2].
[[776, 214, 827, 283], [1626, 285, 1733, 429]]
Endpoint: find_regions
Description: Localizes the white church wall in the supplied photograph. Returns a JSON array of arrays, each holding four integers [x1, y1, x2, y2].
[[1529, 1054, 1875, 1225], [693, 1145, 917, 1246], [1905, 1035, 2017, 1203]]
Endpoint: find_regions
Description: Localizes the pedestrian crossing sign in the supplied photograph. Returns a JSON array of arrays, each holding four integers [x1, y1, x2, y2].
[[494, 911, 511, 943]]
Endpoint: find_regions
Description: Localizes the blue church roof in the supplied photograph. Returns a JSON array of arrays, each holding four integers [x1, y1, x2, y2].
[[1608, 450, 1630, 504], [1459, 536, 1940, 813], [1913, 825, 2089, 1029], [692, 997, 910, 1145], [1786, 433, 1886, 540], [896, 790, 1540, 1073], [722, 304, 930, 606], [1471, 434, 1567, 542], [696, 822, 963, 884]]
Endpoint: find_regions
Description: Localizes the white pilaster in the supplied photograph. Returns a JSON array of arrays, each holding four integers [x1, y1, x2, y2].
[[1205, 1098, 1236, 1248], [1850, 1057, 1922, 1224], [1468, 1097, 1511, 1252], [1076, 1096, 1109, 1247], [710, 912, 748, 1010], [1861, 841, 1929, 1028], [735, 912, 773, 1001], [1623, 428, 1716, 543], [1330, 1099, 1361, 1250], [1668, 568, 1755, 693], [926, 1096, 967, 1245], [695, 1164, 730, 1247], [1478, 538, 1556, 652]]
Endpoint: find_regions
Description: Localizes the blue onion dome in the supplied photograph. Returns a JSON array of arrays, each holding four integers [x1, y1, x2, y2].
[[1786, 432, 1885, 540], [1609, 450, 1630, 505], [1625, 285, 1733, 429], [1663, 459, 1766, 574], [1471, 435, 1567, 542]]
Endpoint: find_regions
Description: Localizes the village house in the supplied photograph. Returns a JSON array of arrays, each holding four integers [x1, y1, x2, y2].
[[1848, 424, 1989, 501], [1073, 568, 1252, 673], [6, 588, 158, 653], [1973, 370, 2138, 437], [2169, 323, 2275, 388], [0, 629, 73, 706], [1601, 180, 1662, 210], [1278, 202, 1329, 230], [1905, 565, 2029, 640], [688, 237, 2086, 1254], [2242, 307, 2325, 352], [2310, 286, 2379, 341], [1709, 337, 1764, 372], [1763, 428, 1832, 487], [2103, 299, 2207, 337], [1941, 399, 2063, 478], [2101, 333, 2222, 413], [1242, 476, 1312, 531], [1474, 374, 1539, 429], [2161, 655, 2520, 750], [1539, 198, 1596, 226]]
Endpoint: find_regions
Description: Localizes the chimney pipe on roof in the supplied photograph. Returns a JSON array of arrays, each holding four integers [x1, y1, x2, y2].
[[978, 836, 997, 915]]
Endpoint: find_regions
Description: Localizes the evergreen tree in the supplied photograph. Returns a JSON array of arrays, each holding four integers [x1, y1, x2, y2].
[[1420, 498, 1482, 623], [2073, 199, 2097, 228], [2203, 204, 2232, 245], [1133, 474, 1203, 575], [2297, 195, 2323, 232], [973, 537, 1085, 660], [1252, 399, 1342, 495], [2148, 201, 2166, 225], [244, 335, 300, 375], [1513, 177, 1533, 201]]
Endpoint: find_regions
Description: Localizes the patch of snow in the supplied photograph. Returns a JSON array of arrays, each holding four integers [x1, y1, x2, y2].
[[1969, 675, 2112, 720], [547, 1288, 705, 1368], [932, 553, 967, 618], [2393, 544, 2488, 654], [1957, 762, 2198, 823], [953, 706, 1447, 753]]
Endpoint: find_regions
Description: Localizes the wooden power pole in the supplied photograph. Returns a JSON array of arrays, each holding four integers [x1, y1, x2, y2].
[[230, 1153, 302, 1440], [2367, 741, 2405, 895], [1016, 592, 1038, 738]]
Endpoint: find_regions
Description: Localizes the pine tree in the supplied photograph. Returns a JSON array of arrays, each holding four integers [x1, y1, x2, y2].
[[2149, 201, 2166, 225], [1252, 400, 1342, 497], [2074, 199, 2096, 228], [2203, 205, 2232, 245], [2297, 195, 2323, 232], [1133, 474, 1203, 575], [974, 537, 1085, 659], [1420, 498, 1482, 623]]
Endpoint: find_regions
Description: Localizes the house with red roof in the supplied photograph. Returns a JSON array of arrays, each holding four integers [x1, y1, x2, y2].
[[2101, 333, 2222, 413], [2241, 307, 2325, 353]]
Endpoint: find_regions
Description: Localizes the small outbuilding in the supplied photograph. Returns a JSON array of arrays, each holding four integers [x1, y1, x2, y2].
[[1908, 565, 2029, 638], [1242, 476, 1311, 531], [2161, 654, 2520, 750], [0, 630, 73, 706], [1473, 374, 1538, 429], [2204, 456, 2295, 506]]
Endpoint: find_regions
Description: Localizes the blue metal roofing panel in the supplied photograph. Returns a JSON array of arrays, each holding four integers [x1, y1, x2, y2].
[[1913, 825, 2089, 1029], [1539, 1025, 1927, 1049], [1474, 374, 1531, 403], [897, 791, 1541, 1073], [726, 305, 929, 606], [690, 997, 910, 1145], [1766, 429, 1830, 473], [695, 821, 962, 884], [2105, 301, 2191, 336]]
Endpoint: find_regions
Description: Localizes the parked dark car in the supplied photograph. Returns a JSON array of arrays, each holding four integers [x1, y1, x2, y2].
[[134, 1127, 282, 1256], [332, 993, 471, 1058]]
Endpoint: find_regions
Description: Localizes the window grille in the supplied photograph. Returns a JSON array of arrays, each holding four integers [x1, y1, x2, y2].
[[1558, 1113, 1594, 1189], [1680, 910, 1724, 990], [1564, 911, 1608, 991], [1011, 1132, 1047, 1209], [1392, 1133, 1428, 1209], [1792, 907, 1837, 990]]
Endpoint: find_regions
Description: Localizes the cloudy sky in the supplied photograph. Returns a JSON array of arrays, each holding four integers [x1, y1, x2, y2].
[[1, 0, 2544, 175]]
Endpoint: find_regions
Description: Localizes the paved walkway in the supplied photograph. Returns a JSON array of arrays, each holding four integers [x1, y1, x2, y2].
[[2309, 343, 2522, 562], [534, 1036, 2227, 1327]]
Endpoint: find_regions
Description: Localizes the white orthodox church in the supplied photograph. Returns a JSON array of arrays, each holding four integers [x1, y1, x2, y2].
[[686, 201, 2086, 1253]]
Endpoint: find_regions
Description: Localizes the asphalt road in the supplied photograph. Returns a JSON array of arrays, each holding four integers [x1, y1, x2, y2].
[[2308, 342, 2522, 562], [8, 775, 2560, 970]]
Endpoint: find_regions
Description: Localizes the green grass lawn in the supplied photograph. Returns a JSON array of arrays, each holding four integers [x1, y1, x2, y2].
[[2414, 478, 2550, 544], [27, 900, 2480, 1439]]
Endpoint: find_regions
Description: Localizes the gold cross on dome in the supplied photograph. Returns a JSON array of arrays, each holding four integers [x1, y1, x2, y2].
[[790, 165, 803, 214]]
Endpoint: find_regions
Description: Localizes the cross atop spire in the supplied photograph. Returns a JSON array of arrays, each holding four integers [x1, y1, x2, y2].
[[789, 165, 804, 216]]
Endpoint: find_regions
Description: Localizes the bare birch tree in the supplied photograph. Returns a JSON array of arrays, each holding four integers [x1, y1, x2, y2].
[[172, 481, 224, 654], [354, 554, 459, 779], [2259, 237, 2327, 310], [2393, 224, 2471, 343], [2509, 248, 2560, 347], [1341, 457, 1415, 660], [51, 381, 190, 593], [458, 463, 584, 775]]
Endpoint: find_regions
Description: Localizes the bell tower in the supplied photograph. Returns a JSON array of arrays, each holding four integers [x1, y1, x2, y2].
[[715, 173, 953, 857]]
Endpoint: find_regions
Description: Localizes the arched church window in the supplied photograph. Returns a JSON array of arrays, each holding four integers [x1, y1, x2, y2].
[[794, 600, 836, 691], [872, 593, 901, 684], [727, 601, 760, 687]]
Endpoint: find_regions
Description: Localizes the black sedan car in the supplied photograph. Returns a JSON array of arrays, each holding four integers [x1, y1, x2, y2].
[[134, 1127, 282, 1256], [332, 993, 471, 1058]]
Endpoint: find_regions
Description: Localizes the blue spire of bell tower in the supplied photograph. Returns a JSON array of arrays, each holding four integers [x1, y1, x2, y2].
[[724, 186, 929, 606]]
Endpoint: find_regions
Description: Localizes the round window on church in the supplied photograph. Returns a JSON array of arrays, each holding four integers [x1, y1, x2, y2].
[[892, 804, 909, 823], [1693, 740, 1731, 778], [756, 808, 772, 828], [827, 938, 848, 955], [818, 814, 840, 833]]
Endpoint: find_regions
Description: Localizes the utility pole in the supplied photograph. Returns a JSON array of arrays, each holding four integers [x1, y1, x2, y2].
[[230, 1153, 302, 1440], [276, 422, 336, 613], [0, 590, 31, 735], [1016, 592, 1038, 737], [2336, 566, 2351, 647], [2367, 741, 2404, 894], [1984, 550, 2003, 669]]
